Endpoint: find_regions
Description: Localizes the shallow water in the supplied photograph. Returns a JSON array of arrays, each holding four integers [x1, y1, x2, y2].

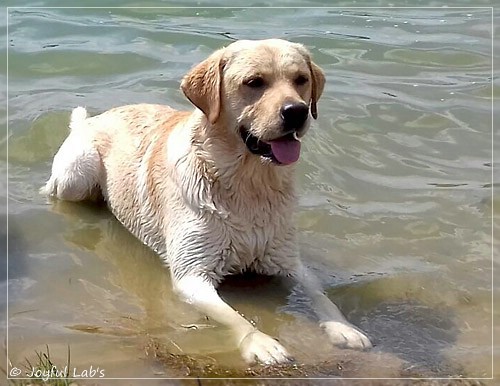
[[2, 2, 498, 382]]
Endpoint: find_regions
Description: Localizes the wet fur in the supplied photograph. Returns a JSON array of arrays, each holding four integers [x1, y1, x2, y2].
[[42, 39, 371, 364]]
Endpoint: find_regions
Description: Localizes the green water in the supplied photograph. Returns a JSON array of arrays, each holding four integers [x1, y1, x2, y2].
[[2, 1, 498, 382]]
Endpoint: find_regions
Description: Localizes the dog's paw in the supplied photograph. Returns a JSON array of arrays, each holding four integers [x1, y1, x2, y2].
[[239, 330, 294, 365], [321, 321, 372, 350]]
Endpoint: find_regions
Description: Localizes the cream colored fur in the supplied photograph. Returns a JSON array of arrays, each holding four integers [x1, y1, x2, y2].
[[41, 39, 372, 364]]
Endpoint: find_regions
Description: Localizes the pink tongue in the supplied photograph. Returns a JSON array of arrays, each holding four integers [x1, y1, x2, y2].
[[269, 137, 301, 165]]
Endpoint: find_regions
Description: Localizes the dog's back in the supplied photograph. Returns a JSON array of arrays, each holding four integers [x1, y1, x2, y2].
[[43, 104, 191, 250]]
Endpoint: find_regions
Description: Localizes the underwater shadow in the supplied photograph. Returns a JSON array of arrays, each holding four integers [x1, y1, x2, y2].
[[330, 276, 462, 377]]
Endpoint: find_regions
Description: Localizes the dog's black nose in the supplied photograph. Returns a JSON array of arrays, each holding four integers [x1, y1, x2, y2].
[[280, 103, 309, 131]]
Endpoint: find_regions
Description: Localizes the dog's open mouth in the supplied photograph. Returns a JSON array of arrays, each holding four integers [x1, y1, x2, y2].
[[239, 126, 301, 165]]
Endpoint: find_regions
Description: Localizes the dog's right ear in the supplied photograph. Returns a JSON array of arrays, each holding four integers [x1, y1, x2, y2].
[[181, 48, 226, 125]]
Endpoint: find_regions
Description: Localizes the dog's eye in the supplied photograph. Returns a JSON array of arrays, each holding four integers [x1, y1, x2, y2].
[[294, 75, 309, 86], [243, 77, 265, 88]]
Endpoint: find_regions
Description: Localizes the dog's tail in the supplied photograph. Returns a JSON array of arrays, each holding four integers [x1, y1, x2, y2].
[[40, 106, 89, 197], [69, 106, 88, 130]]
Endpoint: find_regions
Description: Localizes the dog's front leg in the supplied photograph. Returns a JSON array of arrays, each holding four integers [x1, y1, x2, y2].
[[293, 264, 372, 350], [173, 274, 294, 365]]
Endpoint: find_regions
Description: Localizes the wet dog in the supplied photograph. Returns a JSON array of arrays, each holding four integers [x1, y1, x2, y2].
[[42, 39, 372, 364]]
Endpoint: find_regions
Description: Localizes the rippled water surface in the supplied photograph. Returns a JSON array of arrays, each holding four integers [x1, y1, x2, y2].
[[2, 2, 498, 382]]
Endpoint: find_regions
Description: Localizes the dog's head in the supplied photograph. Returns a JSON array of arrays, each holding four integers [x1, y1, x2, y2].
[[181, 39, 325, 166]]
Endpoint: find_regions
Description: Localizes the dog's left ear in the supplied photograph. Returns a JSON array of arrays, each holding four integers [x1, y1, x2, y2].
[[181, 48, 226, 125], [294, 43, 325, 119], [308, 60, 325, 120]]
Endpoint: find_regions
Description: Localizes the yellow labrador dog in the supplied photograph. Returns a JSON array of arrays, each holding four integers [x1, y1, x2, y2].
[[41, 39, 372, 364]]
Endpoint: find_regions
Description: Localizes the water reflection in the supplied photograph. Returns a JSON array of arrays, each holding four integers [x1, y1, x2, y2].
[[332, 281, 461, 376]]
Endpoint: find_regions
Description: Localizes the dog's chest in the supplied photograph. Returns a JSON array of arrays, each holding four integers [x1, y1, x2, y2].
[[213, 194, 294, 274]]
